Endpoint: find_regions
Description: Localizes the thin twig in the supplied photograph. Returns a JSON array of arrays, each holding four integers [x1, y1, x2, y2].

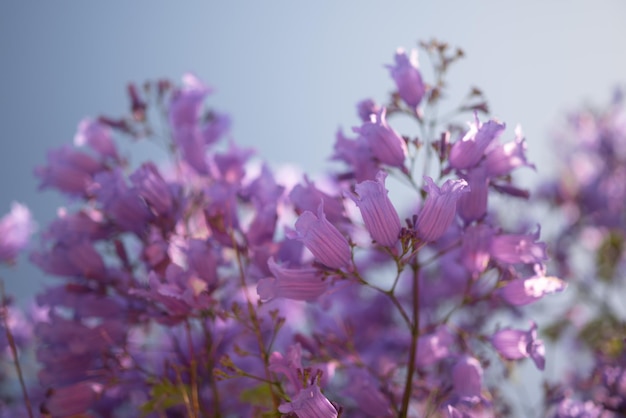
[[0, 280, 34, 418]]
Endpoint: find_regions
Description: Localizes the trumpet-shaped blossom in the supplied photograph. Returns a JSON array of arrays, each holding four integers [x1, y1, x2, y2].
[[416, 325, 454, 367], [452, 356, 483, 400], [485, 126, 535, 177], [129, 162, 175, 217], [257, 257, 327, 301], [169, 73, 212, 130], [491, 228, 547, 265], [387, 48, 425, 108], [269, 344, 303, 393], [449, 118, 505, 170], [491, 321, 545, 370], [31, 240, 107, 280], [457, 165, 489, 223], [74, 118, 119, 160], [460, 224, 493, 277], [416, 177, 469, 242], [42, 381, 104, 417], [290, 177, 346, 226], [278, 382, 338, 418], [91, 170, 153, 235], [353, 108, 407, 169], [498, 271, 566, 306], [35, 145, 105, 196], [0, 202, 35, 263], [290, 203, 351, 269], [356, 98, 381, 122], [348, 171, 401, 247], [332, 129, 379, 182]]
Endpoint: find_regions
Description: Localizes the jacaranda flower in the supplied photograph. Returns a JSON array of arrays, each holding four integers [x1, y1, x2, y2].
[[452, 355, 483, 400], [257, 257, 327, 301], [492, 321, 545, 370], [0, 202, 35, 264], [416, 177, 469, 242], [348, 171, 401, 247], [290, 203, 351, 269], [491, 227, 547, 265], [449, 118, 505, 170], [387, 48, 426, 109], [353, 108, 407, 169], [278, 382, 338, 418], [498, 269, 566, 306]]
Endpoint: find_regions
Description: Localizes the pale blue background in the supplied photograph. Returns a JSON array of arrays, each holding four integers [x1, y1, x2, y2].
[[1, 1, 626, 303]]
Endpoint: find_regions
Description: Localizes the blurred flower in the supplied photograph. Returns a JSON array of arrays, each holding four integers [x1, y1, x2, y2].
[[387, 48, 425, 109], [0, 202, 35, 264]]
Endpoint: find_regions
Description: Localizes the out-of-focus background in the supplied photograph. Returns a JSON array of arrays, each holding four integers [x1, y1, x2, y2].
[[1, 1, 626, 301]]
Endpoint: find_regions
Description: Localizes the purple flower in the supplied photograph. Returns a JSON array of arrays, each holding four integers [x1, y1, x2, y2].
[[491, 227, 547, 265], [342, 369, 393, 417], [257, 257, 327, 302], [457, 166, 489, 223], [452, 356, 483, 400], [387, 48, 425, 108], [246, 202, 278, 246], [201, 111, 231, 146], [242, 165, 284, 207], [449, 118, 506, 170], [416, 177, 469, 242], [332, 128, 379, 182], [129, 162, 175, 217], [269, 344, 303, 393], [168, 74, 215, 174], [278, 382, 338, 418], [214, 140, 255, 183], [91, 170, 153, 235], [348, 171, 401, 247], [31, 240, 107, 280], [43, 381, 104, 417], [485, 126, 535, 176], [169, 73, 212, 129], [553, 399, 604, 418], [290, 203, 351, 269], [353, 108, 407, 169], [498, 272, 566, 306], [0, 202, 35, 263], [491, 321, 545, 370], [356, 98, 381, 122], [186, 239, 218, 286], [130, 267, 211, 325], [35, 145, 105, 196], [460, 224, 493, 277], [74, 118, 119, 160], [290, 177, 346, 226], [416, 325, 454, 367], [447, 405, 470, 418]]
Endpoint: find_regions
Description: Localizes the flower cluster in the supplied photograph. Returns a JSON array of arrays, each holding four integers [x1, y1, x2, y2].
[[538, 90, 626, 416], [0, 40, 572, 417]]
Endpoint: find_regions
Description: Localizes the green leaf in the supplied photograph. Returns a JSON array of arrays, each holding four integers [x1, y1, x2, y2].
[[596, 230, 624, 282], [239, 383, 274, 409], [140, 379, 188, 416]]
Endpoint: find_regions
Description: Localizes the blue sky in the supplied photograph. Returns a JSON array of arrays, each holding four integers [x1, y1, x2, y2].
[[1, 1, 626, 300]]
